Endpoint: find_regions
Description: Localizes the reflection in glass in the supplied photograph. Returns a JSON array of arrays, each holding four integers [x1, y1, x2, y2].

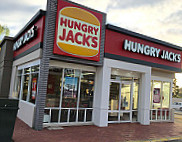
[[51, 109, 59, 122], [31, 65, 39, 72], [62, 69, 80, 108], [109, 82, 120, 110], [109, 75, 139, 122], [44, 109, 50, 123], [78, 110, 85, 122], [46, 68, 62, 107], [86, 109, 92, 121], [18, 69, 22, 75], [24, 67, 30, 74], [108, 112, 118, 121], [133, 79, 139, 110], [162, 82, 170, 108], [132, 111, 138, 121], [14, 66, 40, 103], [45, 68, 95, 123], [150, 81, 153, 109], [120, 112, 130, 121], [69, 109, 77, 122], [60, 109, 68, 122], [79, 71, 95, 108], [121, 83, 131, 110], [111, 75, 117, 80], [152, 81, 162, 109], [22, 75, 29, 101], [29, 73, 39, 104], [14, 75, 21, 99], [150, 80, 171, 121], [121, 77, 133, 81]]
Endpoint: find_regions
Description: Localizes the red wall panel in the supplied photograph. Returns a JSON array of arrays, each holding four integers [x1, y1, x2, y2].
[[105, 29, 182, 70]]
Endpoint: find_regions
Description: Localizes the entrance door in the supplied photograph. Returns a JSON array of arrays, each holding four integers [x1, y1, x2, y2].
[[108, 78, 139, 123]]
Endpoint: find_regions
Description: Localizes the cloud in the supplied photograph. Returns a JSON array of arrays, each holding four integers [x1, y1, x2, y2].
[[71, 0, 110, 13], [167, 28, 182, 35], [104, 0, 182, 46], [1, 0, 182, 47], [0, 3, 39, 14], [0, 0, 46, 36], [164, 10, 182, 25], [107, 0, 165, 9]]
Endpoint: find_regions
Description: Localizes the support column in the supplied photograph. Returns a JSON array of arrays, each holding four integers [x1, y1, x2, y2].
[[93, 62, 111, 127], [34, 0, 57, 130], [138, 71, 151, 125]]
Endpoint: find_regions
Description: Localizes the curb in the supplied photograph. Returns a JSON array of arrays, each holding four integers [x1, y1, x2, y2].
[[146, 137, 182, 142], [129, 137, 182, 142], [174, 112, 182, 115]]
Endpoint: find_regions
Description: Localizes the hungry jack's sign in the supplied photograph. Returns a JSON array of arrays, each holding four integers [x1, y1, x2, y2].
[[124, 39, 181, 63], [13, 26, 37, 51], [54, 0, 103, 61]]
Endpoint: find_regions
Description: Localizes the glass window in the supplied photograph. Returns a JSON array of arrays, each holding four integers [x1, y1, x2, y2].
[[46, 67, 63, 107], [18, 70, 22, 75], [111, 75, 117, 80], [79, 71, 95, 108], [60, 109, 68, 122], [150, 81, 153, 109], [78, 109, 84, 122], [51, 109, 59, 122], [13, 65, 39, 104], [13, 70, 22, 99], [121, 83, 131, 110], [24, 67, 30, 74], [69, 109, 77, 122], [22, 75, 30, 101], [120, 112, 130, 121], [29, 73, 39, 104], [133, 79, 139, 110], [62, 69, 80, 108], [150, 80, 171, 109], [31, 65, 39, 73], [152, 81, 162, 109], [14, 76, 21, 99], [45, 67, 95, 124], [162, 82, 170, 108], [108, 112, 118, 121], [109, 82, 120, 110]]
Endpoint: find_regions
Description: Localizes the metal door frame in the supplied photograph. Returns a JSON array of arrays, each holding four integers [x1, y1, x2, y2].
[[108, 78, 134, 123]]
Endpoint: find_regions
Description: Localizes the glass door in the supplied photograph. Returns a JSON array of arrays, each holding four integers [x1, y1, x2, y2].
[[108, 77, 139, 123], [108, 81, 120, 121], [120, 81, 132, 122]]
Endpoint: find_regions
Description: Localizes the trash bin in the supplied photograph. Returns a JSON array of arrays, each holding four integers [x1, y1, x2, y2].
[[0, 99, 19, 142]]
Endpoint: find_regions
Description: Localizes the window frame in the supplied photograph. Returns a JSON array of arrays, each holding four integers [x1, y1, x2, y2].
[[45, 66, 96, 123], [14, 60, 40, 104], [151, 76, 173, 109]]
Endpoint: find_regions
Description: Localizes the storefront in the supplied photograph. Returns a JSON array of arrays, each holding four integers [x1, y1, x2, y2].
[[103, 24, 181, 125], [1, 0, 181, 130]]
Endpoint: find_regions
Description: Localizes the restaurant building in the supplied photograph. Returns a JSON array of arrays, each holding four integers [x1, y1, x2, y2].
[[0, 0, 181, 130]]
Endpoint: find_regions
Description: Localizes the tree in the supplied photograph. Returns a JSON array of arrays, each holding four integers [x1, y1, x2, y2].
[[0, 24, 10, 42], [0, 24, 10, 51], [173, 78, 179, 98]]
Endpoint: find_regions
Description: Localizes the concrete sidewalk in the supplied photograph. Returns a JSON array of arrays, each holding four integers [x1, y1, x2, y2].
[[13, 116, 182, 142]]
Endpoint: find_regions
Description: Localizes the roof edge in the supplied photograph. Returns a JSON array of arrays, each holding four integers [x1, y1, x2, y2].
[[0, 36, 14, 47], [106, 24, 182, 51], [14, 9, 46, 40]]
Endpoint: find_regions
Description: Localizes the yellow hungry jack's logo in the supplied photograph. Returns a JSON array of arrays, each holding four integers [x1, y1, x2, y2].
[[56, 7, 100, 57]]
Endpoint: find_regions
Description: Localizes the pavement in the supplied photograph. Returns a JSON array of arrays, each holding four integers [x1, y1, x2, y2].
[[13, 112, 182, 142]]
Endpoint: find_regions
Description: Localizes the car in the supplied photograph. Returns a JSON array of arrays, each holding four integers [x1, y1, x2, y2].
[[172, 102, 182, 111]]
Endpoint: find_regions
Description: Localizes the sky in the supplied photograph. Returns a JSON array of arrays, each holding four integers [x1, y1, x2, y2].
[[1, 0, 182, 86]]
